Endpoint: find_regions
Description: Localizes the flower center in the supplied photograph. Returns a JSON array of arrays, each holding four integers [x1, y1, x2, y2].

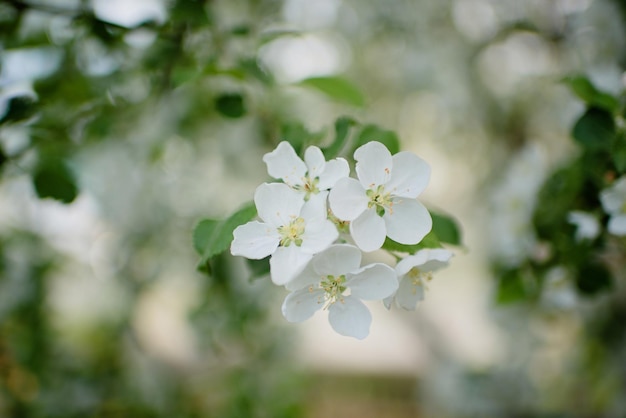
[[366, 185, 393, 216], [278, 217, 306, 247], [319, 274, 347, 308], [407, 267, 432, 295], [328, 209, 350, 233], [295, 175, 320, 201]]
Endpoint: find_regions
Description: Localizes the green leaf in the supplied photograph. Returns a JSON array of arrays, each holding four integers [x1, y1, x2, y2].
[[613, 136, 626, 173], [239, 58, 273, 85], [170, 0, 211, 27], [563, 75, 619, 112], [258, 29, 301, 45], [496, 269, 527, 304], [0, 95, 38, 124], [33, 159, 79, 204], [215, 93, 246, 118], [354, 124, 401, 155], [246, 257, 270, 280], [321, 116, 357, 159], [572, 107, 615, 152], [575, 261, 612, 295], [280, 122, 325, 155], [193, 203, 257, 264], [431, 211, 462, 245], [382, 231, 441, 254], [298, 76, 365, 107]]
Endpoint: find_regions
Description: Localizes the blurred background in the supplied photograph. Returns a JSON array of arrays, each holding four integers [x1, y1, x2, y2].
[[1, 0, 625, 417]]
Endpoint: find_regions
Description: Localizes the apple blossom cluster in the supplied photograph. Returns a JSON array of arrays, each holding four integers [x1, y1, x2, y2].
[[230, 140, 453, 339]]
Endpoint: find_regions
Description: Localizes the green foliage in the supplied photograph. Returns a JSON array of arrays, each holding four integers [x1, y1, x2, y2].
[[32, 159, 78, 203], [193, 203, 257, 265], [382, 232, 441, 254], [280, 121, 325, 154], [354, 124, 401, 155], [563, 75, 620, 113], [298, 76, 365, 107], [215, 93, 247, 118], [0, 95, 38, 124], [572, 107, 615, 152], [321, 116, 357, 159], [495, 268, 531, 304], [380, 210, 462, 254], [246, 257, 271, 280], [431, 211, 462, 246], [612, 136, 626, 173], [575, 261, 613, 295]]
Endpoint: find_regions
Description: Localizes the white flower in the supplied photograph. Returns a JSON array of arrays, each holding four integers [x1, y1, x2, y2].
[[600, 176, 626, 236], [263, 141, 350, 200], [385, 248, 452, 310], [328, 141, 432, 252], [567, 211, 600, 241], [281, 244, 398, 339], [230, 183, 338, 285]]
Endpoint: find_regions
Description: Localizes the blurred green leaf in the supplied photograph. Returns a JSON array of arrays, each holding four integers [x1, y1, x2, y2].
[[0, 95, 38, 124], [193, 203, 257, 264], [431, 211, 462, 245], [246, 257, 270, 280], [258, 29, 301, 45], [496, 269, 528, 304], [321, 116, 357, 159], [215, 93, 246, 118], [613, 137, 626, 173], [382, 231, 441, 254], [280, 122, 325, 154], [572, 108, 615, 152], [354, 124, 400, 155], [534, 163, 584, 239], [576, 261, 612, 295], [239, 58, 273, 85], [563, 75, 619, 113], [298, 76, 365, 107], [170, 0, 211, 27], [32, 159, 78, 204]]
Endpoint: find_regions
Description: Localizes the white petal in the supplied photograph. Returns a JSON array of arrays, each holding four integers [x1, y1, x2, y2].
[[285, 262, 321, 292], [328, 296, 371, 339], [395, 276, 425, 310], [567, 211, 600, 241], [385, 152, 430, 198], [281, 288, 324, 322], [300, 217, 338, 254], [311, 244, 362, 276], [317, 158, 350, 191], [299, 191, 328, 221], [349, 263, 398, 300], [395, 249, 453, 276], [612, 176, 626, 194], [383, 295, 394, 310], [304, 146, 326, 178], [354, 141, 392, 189], [230, 221, 279, 259], [328, 177, 368, 221], [255, 183, 304, 227], [600, 188, 624, 214], [608, 214, 626, 236], [384, 198, 432, 245], [263, 141, 307, 187], [350, 208, 386, 252], [270, 245, 312, 285]]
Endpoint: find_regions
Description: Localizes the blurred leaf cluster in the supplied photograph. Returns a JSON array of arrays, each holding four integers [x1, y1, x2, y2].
[[0, 0, 315, 416], [491, 74, 626, 416]]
